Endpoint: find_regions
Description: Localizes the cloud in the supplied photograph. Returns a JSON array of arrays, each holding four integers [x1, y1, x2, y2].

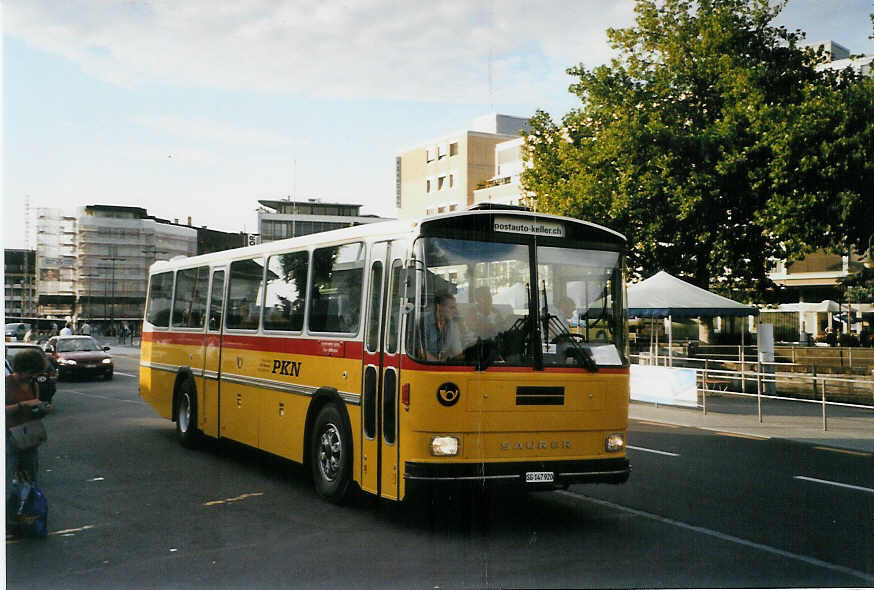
[[4, 0, 635, 102]]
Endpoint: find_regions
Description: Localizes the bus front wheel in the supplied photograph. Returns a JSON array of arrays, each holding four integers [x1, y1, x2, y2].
[[175, 377, 200, 448], [311, 404, 351, 504]]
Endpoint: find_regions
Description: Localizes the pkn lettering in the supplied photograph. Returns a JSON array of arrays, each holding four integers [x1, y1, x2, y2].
[[272, 359, 302, 377]]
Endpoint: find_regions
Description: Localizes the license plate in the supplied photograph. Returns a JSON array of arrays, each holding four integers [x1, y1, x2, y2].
[[525, 471, 554, 483]]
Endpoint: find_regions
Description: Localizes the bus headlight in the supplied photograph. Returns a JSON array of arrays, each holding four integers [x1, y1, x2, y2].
[[430, 436, 460, 456], [605, 432, 625, 452]]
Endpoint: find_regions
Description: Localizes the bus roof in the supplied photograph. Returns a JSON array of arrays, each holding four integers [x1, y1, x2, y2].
[[148, 209, 625, 273]]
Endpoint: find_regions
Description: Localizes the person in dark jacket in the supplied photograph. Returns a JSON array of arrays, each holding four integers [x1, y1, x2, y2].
[[5, 349, 51, 533]]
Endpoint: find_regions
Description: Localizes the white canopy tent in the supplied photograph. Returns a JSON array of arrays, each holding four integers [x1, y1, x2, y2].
[[627, 271, 759, 365]]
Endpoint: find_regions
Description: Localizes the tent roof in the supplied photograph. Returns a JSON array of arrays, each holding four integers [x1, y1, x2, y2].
[[627, 271, 758, 318]]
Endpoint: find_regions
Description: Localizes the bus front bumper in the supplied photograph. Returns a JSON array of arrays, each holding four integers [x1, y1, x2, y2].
[[404, 457, 629, 488]]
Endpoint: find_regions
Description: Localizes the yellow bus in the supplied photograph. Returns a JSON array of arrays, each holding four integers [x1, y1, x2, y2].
[[139, 206, 630, 503]]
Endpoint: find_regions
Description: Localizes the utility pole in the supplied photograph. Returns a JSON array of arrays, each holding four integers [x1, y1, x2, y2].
[[103, 246, 125, 335]]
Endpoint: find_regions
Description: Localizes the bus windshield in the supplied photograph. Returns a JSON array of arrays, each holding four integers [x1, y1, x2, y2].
[[408, 236, 626, 369]]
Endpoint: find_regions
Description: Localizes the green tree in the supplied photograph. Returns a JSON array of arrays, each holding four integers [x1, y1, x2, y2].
[[523, 0, 874, 297]]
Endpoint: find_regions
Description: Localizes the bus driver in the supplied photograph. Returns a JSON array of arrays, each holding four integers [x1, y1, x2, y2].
[[420, 293, 463, 362]]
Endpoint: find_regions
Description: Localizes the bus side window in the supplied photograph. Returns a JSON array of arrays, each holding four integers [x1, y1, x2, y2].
[[172, 266, 209, 329], [264, 251, 308, 332], [309, 243, 364, 334], [146, 271, 174, 328], [209, 270, 225, 331], [227, 257, 265, 330]]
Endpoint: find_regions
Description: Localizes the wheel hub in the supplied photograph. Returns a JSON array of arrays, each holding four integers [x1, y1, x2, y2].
[[318, 423, 342, 481]]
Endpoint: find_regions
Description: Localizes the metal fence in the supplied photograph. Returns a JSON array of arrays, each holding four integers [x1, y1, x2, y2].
[[632, 353, 874, 431]]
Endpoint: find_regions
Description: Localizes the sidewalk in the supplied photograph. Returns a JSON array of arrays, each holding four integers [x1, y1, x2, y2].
[[631, 400, 874, 454]]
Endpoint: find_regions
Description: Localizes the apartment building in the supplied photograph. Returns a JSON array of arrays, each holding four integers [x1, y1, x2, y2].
[[75, 205, 197, 323], [36, 208, 78, 318], [396, 113, 530, 218], [257, 199, 388, 243], [4, 249, 37, 318]]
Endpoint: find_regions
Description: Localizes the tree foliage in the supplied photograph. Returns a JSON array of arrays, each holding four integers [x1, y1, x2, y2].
[[522, 0, 874, 296]]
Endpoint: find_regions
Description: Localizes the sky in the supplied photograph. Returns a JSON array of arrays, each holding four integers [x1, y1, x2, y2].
[[3, 0, 874, 250]]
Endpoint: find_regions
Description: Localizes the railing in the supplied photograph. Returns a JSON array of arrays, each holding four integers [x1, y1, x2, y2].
[[631, 353, 874, 431]]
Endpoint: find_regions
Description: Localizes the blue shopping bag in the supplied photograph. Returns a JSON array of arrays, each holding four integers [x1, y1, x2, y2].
[[17, 484, 48, 538]]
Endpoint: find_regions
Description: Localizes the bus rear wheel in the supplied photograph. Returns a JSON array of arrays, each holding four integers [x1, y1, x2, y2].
[[175, 377, 200, 448], [311, 404, 351, 504]]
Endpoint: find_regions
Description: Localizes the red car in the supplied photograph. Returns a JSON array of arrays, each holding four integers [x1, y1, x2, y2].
[[44, 336, 113, 380]]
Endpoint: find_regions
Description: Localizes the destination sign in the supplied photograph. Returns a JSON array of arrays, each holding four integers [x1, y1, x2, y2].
[[494, 216, 565, 238]]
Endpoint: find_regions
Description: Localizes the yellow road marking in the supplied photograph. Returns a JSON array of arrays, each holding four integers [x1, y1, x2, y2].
[[203, 492, 264, 506], [634, 420, 680, 429], [814, 446, 871, 458], [714, 431, 769, 441]]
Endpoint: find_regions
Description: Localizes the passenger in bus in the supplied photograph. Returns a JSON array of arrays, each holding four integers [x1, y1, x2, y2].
[[469, 286, 505, 341], [420, 293, 463, 362]]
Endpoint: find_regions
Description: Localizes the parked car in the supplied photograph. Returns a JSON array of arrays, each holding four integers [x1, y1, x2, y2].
[[5, 342, 58, 402], [44, 335, 113, 380], [5, 322, 30, 342]]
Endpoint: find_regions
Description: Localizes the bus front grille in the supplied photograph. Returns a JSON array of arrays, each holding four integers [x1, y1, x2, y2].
[[516, 386, 564, 406]]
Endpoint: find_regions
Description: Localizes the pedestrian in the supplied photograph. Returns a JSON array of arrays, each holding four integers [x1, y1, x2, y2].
[[60, 322, 73, 336], [49, 323, 59, 338], [23, 326, 34, 343], [5, 348, 52, 535], [79, 320, 91, 336]]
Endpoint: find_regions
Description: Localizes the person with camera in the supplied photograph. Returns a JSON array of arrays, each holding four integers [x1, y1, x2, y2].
[[5, 348, 51, 534]]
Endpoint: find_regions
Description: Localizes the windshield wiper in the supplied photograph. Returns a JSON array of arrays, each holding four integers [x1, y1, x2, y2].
[[547, 315, 597, 372]]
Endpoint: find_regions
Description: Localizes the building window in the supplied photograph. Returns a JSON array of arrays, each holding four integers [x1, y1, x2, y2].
[[438, 176, 445, 191], [426, 179, 431, 193], [426, 148, 435, 163], [449, 142, 458, 156], [449, 174, 454, 188], [449, 204, 457, 212]]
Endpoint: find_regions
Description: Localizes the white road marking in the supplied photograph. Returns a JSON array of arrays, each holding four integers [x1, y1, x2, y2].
[[65, 390, 145, 405], [113, 371, 137, 377], [794, 476, 874, 495], [627, 445, 679, 457], [558, 490, 874, 584]]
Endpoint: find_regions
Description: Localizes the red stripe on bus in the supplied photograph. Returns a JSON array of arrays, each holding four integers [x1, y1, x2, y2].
[[400, 357, 629, 374], [142, 331, 364, 359]]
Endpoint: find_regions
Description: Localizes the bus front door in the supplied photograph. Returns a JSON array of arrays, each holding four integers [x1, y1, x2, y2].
[[360, 242, 404, 500]]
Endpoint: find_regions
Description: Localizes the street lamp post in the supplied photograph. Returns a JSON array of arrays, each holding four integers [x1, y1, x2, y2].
[[103, 247, 126, 336]]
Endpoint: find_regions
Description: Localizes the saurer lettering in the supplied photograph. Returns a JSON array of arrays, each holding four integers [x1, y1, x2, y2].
[[271, 359, 302, 377]]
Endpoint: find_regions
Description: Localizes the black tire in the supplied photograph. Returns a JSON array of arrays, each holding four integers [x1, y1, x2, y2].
[[175, 377, 200, 448], [310, 404, 352, 504], [105, 371, 114, 380]]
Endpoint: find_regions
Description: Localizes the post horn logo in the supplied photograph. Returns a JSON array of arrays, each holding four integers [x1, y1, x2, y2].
[[437, 382, 460, 406]]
